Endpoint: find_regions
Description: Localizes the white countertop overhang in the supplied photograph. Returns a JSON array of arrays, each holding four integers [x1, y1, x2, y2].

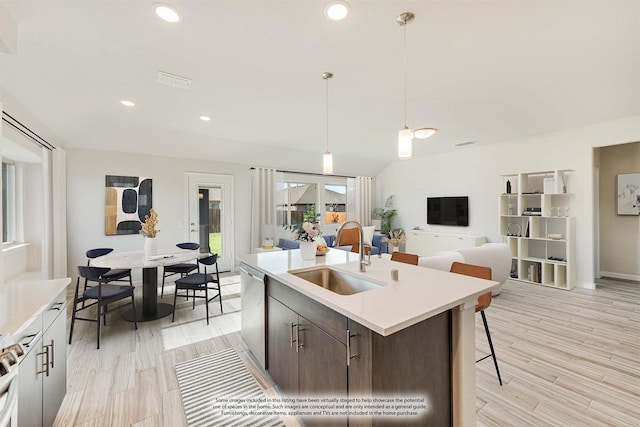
[[0, 278, 71, 335], [240, 249, 500, 336]]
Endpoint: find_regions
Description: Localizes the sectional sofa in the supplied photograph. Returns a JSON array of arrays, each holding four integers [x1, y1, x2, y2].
[[277, 229, 388, 255]]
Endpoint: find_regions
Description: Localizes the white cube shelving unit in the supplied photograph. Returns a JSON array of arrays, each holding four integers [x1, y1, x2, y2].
[[499, 170, 576, 290]]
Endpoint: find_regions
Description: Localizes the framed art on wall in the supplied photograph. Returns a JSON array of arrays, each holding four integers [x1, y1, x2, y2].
[[105, 175, 153, 235], [616, 173, 640, 215]]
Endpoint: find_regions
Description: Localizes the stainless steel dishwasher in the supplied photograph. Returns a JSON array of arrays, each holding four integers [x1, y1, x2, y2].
[[240, 262, 266, 368]]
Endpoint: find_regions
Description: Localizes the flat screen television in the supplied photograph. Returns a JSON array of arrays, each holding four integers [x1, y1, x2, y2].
[[427, 196, 469, 226]]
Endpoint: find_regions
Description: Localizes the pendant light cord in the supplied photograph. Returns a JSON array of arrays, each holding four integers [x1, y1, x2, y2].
[[403, 20, 407, 128], [326, 75, 330, 153]]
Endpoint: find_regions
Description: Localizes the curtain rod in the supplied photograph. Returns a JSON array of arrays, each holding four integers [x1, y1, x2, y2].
[[2, 111, 55, 151], [250, 167, 355, 179]]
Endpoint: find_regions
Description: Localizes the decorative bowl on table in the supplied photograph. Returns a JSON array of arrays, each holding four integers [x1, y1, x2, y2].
[[316, 245, 330, 256]]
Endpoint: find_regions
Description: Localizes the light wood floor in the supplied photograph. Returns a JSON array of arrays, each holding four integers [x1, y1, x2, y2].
[[53, 276, 640, 426]]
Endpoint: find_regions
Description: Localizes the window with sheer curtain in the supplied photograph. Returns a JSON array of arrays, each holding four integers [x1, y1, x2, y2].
[[251, 169, 372, 248], [276, 174, 350, 235], [2, 160, 15, 244]]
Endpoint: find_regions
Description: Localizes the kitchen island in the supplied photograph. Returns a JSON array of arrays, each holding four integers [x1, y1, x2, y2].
[[240, 249, 499, 426]]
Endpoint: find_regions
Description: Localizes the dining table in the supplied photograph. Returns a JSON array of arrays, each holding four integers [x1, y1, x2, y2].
[[90, 249, 203, 322]]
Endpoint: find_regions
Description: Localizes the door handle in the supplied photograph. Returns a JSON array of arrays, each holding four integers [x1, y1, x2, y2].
[[346, 329, 357, 366], [296, 325, 304, 352], [290, 322, 296, 348], [37, 345, 50, 377]]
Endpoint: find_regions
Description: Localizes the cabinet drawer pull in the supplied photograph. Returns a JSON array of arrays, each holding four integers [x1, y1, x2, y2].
[[290, 322, 296, 348], [50, 302, 64, 311], [22, 331, 42, 349]]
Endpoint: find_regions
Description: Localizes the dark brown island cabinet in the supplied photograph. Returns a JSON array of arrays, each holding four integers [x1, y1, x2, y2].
[[266, 277, 451, 427]]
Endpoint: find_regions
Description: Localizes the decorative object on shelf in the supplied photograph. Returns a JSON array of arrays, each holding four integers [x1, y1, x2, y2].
[[562, 173, 569, 193], [507, 223, 521, 237], [372, 195, 397, 236], [543, 178, 556, 194], [105, 175, 153, 235], [395, 11, 437, 159], [616, 172, 640, 215], [382, 228, 406, 251], [140, 208, 160, 257], [506, 180, 511, 194], [547, 234, 564, 240], [321, 71, 334, 174]]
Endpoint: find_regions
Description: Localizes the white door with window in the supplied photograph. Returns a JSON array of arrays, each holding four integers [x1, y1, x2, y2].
[[186, 173, 233, 272]]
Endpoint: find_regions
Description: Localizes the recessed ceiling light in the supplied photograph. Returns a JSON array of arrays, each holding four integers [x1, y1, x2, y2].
[[154, 3, 181, 23], [325, 1, 350, 21], [199, 116, 211, 122], [120, 100, 135, 107]]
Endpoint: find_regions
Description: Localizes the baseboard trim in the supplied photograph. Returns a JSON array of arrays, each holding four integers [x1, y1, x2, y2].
[[599, 271, 640, 282]]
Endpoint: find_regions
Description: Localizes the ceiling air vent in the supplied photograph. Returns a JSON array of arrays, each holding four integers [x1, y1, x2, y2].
[[157, 71, 192, 90], [455, 141, 476, 147]]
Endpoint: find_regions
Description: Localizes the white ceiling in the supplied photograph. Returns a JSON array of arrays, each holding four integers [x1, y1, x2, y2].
[[1, 1, 638, 176]]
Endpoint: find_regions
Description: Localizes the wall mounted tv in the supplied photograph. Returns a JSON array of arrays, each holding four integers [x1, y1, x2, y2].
[[427, 196, 469, 226]]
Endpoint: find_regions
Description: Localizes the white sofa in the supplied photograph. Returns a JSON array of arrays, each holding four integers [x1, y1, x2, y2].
[[417, 243, 511, 296]]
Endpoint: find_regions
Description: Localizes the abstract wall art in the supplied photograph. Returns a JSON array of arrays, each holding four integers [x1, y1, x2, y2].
[[105, 175, 153, 235], [616, 173, 640, 215]]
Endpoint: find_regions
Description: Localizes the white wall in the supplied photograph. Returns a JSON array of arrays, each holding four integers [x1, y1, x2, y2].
[[377, 116, 640, 289], [66, 148, 252, 281]]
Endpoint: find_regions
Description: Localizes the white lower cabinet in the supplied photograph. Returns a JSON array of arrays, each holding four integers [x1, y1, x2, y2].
[[18, 290, 67, 427], [405, 231, 486, 256]]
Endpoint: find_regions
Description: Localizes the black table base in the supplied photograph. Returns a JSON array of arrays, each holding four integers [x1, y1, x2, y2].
[[122, 266, 174, 322], [123, 303, 174, 322]]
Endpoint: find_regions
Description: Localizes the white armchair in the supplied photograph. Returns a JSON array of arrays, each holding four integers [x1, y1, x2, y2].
[[418, 243, 511, 296]]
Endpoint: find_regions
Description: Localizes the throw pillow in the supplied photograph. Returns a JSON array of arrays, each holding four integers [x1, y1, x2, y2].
[[339, 227, 360, 246], [313, 236, 327, 246], [362, 226, 375, 247]]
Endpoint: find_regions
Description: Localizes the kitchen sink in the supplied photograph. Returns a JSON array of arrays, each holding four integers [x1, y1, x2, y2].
[[289, 266, 384, 295]]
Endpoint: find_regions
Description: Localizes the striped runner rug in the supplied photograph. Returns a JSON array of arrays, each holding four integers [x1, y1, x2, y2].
[[176, 348, 285, 427]]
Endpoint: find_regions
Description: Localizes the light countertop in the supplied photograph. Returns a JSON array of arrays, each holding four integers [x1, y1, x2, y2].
[[240, 249, 500, 336], [0, 278, 71, 335]]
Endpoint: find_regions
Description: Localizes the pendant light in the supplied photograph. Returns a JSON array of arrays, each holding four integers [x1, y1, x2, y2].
[[397, 12, 437, 159], [322, 71, 334, 174]]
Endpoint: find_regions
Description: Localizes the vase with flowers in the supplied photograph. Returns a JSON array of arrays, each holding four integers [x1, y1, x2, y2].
[[285, 212, 322, 261], [382, 228, 406, 252], [140, 208, 160, 257]]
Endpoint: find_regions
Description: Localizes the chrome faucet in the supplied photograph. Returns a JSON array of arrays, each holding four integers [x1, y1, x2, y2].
[[334, 220, 371, 272]]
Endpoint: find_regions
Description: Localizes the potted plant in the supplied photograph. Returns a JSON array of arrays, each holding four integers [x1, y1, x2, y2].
[[372, 195, 397, 236]]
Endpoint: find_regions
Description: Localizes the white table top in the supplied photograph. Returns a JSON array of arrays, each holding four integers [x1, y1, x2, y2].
[[90, 249, 203, 269], [240, 249, 500, 336]]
